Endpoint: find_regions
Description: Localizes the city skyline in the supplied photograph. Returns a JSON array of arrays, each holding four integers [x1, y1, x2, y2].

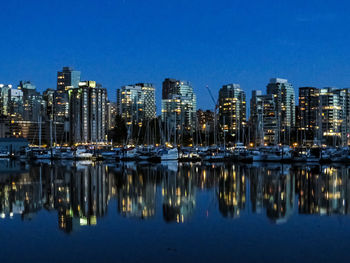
[[2, 71, 350, 115], [3, 68, 350, 147], [1, 0, 350, 112], [2, 1, 350, 262]]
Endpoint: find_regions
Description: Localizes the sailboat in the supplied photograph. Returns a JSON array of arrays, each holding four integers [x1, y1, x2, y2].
[[74, 146, 93, 160], [31, 115, 52, 160], [158, 111, 179, 161]]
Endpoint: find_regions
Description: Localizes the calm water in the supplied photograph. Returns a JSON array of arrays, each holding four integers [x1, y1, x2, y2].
[[1, 160, 350, 263]]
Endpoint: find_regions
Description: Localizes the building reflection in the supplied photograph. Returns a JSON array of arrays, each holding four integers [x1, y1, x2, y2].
[[263, 165, 295, 224], [0, 161, 114, 233], [249, 164, 295, 223], [250, 165, 265, 214], [2, 161, 350, 229], [296, 165, 350, 215], [117, 165, 157, 219], [218, 165, 246, 218], [162, 163, 196, 223], [55, 163, 112, 232]]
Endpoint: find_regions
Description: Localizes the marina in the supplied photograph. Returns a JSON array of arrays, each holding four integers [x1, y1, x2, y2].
[[7, 141, 350, 165], [1, 0, 349, 261]]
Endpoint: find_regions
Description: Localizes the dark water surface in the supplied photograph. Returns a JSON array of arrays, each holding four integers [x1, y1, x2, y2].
[[1, 160, 350, 263]]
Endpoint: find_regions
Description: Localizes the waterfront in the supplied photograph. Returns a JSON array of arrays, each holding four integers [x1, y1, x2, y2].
[[1, 161, 350, 262]]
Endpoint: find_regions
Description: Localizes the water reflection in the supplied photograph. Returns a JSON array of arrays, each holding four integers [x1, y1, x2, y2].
[[117, 164, 157, 219], [1, 161, 350, 233], [218, 165, 246, 218], [296, 166, 350, 216], [162, 164, 196, 223]]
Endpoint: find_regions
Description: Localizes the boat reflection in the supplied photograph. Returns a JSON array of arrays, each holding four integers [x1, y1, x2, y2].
[[1, 161, 350, 233]]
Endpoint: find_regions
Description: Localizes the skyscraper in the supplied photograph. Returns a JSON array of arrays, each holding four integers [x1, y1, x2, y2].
[[57, 67, 81, 91], [106, 102, 117, 131], [197, 109, 214, 133], [116, 83, 156, 126], [298, 87, 320, 145], [266, 78, 295, 145], [9, 88, 23, 118], [69, 81, 107, 144], [218, 84, 246, 142], [338, 88, 350, 146], [250, 91, 278, 146], [18, 81, 44, 122], [55, 67, 81, 143], [161, 79, 197, 139], [319, 88, 350, 146], [0, 84, 12, 116], [162, 78, 179, 99], [43, 89, 55, 119]]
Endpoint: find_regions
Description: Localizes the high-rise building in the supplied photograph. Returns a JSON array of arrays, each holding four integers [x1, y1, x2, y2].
[[218, 84, 246, 142], [338, 88, 350, 146], [116, 83, 156, 126], [197, 109, 214, 133], [69, 81, 107, 144], [162, 78, 179, 99], [250, 91, 278, 146], [161, 79, 197, 137], [55, 67, 81, 143], [196, 109, 215, 146], [43, 89, 55, 120], [18, 81, 44, 122], [57, 67, 81, 91], [298, 87, 320, 145], [107, 102, 118, 130], [9, 88, 24, 118], [249, 90, 264, 146], [266, 78, 295, 145], [0, 84, 12, 116], [318, 88, 350, 146]]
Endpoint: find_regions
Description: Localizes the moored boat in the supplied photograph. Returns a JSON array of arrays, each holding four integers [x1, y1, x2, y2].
[[158, 148, 178, 161]]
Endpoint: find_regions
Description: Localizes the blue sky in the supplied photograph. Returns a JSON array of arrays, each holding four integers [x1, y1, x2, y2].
[[1, 0, 349, 114]]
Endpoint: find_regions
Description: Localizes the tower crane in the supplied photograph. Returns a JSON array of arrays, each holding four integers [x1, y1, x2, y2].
[[205, 85, 219, 145]]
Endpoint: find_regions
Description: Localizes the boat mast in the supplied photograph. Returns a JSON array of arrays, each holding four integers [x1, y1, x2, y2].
[[38, 114, 42, 147], [223, 116, 226, 156], [174, 109, 177, 147]]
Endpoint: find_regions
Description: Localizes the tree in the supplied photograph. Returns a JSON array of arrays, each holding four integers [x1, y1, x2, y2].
[[110, 114, 127, 145]]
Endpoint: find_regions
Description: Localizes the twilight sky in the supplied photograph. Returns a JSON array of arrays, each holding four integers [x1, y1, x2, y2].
[[1, 0, 349, 114]]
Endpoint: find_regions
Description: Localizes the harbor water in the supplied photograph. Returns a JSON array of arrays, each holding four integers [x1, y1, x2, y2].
[[1, 160, 350, 262]]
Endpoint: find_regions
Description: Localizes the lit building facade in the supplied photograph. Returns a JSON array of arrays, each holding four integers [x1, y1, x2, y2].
[[9, 89, 24, 118], [250, 91, 278, 146], [57, 67, 81, 91], [43, 89, 55, 119], [55, 67, 81, 142], [0, 84, 24, 118], [0, 84, 12, 116], [319, 88, 350, 146], [218, 84, 246, 142], [197, 109, 214, 133], [161, 79, 197, 135], [18, 81, 44, 122], [162, 78, 179, 99], [266, 78, 295, 145], [298, 87, 320, 145], [69, 81, 107, 144], [116, 83, 156, 126]]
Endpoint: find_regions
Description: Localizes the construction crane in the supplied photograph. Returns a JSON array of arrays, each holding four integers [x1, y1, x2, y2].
[[205, 85, 219, 145]]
